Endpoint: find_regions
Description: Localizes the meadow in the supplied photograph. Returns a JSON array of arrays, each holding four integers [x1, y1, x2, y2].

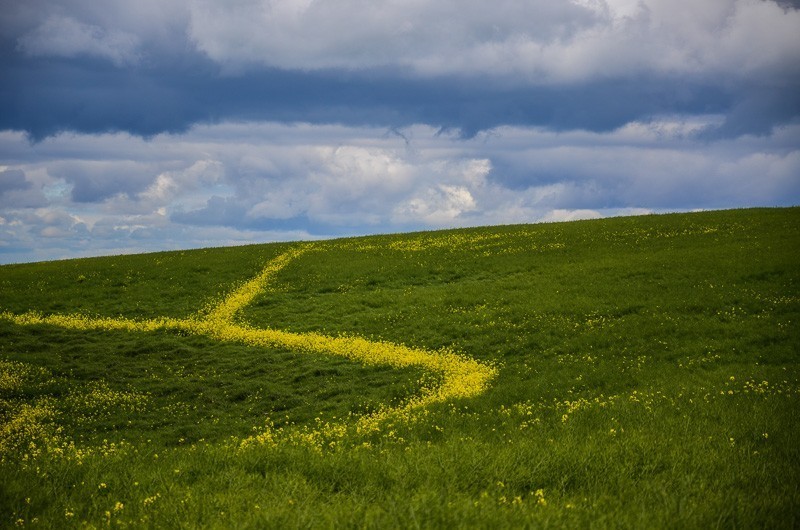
[[0, 207, 798, 528]]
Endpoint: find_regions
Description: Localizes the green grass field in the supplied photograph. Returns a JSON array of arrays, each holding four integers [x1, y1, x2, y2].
[[1, 207, 798, 528]]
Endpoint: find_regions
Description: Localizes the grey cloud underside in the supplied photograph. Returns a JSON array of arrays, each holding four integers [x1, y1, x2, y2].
[[0, 168, 48, 208], [0, 168, 27, 192], [2, 0, 800, 139], [2, 43, 793, 140]]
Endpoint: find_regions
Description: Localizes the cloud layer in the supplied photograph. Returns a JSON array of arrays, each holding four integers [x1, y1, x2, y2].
[[0, 0, 798, 262], [1, 121, 798, 263], [188, 0, 800, 82], [2, 0, 799, 139]]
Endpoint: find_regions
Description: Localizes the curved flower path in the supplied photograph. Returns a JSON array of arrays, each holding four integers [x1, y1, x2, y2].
[[1, 244, 497, 449]]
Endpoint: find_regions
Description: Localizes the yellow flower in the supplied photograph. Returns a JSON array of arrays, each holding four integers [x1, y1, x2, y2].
[[534, 489, 547, 506], [1, 245, 497, 452]]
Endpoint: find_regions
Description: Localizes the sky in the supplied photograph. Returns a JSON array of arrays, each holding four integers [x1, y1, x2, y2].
[[1, 0, 799, 264]]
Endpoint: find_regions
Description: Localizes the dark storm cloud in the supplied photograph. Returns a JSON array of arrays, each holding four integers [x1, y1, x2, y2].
[[0, 43, 767, 141], [703, 83, 800, 139], [1, 0, 799, 140]]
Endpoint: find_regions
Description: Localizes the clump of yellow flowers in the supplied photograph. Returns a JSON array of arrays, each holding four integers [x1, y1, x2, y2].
[[1, 244, 497, 453]]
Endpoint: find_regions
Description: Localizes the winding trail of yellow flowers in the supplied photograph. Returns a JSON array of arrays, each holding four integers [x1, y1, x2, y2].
[[1, 244, 497, 448]]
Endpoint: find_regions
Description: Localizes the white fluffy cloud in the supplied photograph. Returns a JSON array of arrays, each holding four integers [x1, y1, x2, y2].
[[9, 0, 796, 81], [0, 120, 798, 263], [185, 0, 800, 82]]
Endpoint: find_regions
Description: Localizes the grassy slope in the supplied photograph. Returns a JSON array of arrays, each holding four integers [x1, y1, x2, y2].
[[1, 207, 798, 528]]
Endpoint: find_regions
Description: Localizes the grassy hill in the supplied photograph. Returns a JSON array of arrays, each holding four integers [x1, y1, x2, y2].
[[1, 207, 798, 528]]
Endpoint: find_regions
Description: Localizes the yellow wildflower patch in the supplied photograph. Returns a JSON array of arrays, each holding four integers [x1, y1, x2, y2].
[[0, 360, 53, 393], [1, 244, 497, 452], [65, 381, 149, 419], [0, 398, 60, 459]]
